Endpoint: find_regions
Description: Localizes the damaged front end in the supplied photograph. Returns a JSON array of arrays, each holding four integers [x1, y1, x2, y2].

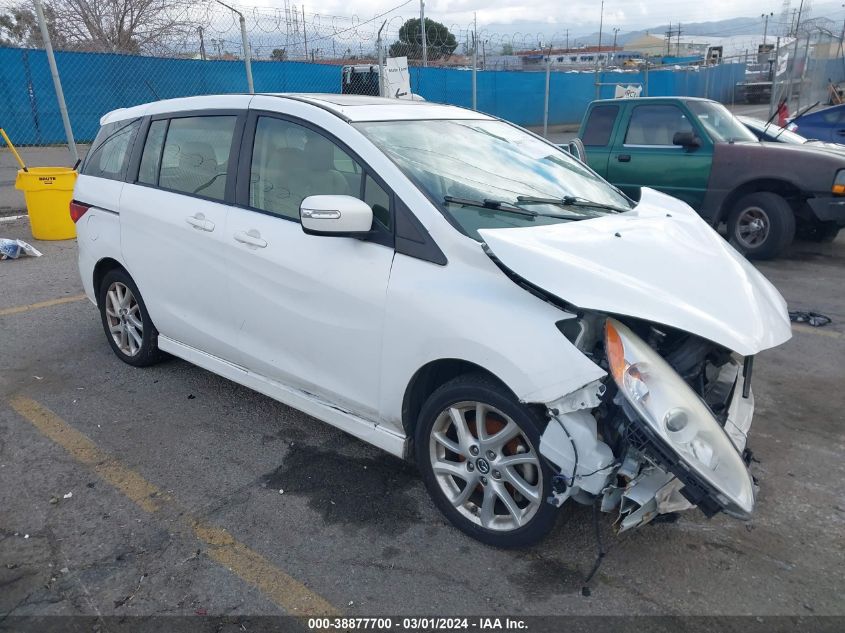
[[539, 312, 758, 532]]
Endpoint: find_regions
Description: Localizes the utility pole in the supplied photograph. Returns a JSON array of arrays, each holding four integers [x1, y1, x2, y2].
[[597, 0, 604, 65], [762, 12, 774, 45], [787, 0, 805, 107], [216, 0, 253, 93], [839, 3, 845, 59], [471, 12, 477, 110], [677, 22, 682, 56], [377, 19, 386, 96], [612, 27, 619, 62], [420, 0, 427, 67], [565, 29, 569, 50], [543, 43, 552, 138], [198, 26, 206, 60], [302, 5, 307, 58], [33, 0, 76, 162]]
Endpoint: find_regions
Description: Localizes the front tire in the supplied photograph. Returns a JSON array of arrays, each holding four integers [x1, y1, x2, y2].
[[727, 192, 795, 260], [98, 269, 164, 367], [415, 373, 558, 548]]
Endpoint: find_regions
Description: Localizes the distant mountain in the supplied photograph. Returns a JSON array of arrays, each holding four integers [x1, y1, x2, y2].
[[481, 1, 843, 50], [577, 17, 770, 48]]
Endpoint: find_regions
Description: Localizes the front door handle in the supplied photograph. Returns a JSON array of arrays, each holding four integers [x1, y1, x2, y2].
[[234, 229, 267, 248], [837, 130, 845, 137], [186, 214, 215, 232], [617, 154, 631, 162]]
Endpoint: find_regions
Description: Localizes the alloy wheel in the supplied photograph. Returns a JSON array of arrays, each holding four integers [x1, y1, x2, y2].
[[428, 401, 543, 532], [735, 206, 771, 249], [105, 281, 143, 356]]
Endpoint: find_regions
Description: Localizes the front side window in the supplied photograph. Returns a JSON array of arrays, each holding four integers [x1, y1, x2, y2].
[[625, 105, 694, 146], [249, 116, 391, 229], [157, 116, 237, 201], [81, 119, 140, 180], [355, 118, 631, 240]]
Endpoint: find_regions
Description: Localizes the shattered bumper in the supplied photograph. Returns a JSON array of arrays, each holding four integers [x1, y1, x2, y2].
[[540, 358, 757, 532]]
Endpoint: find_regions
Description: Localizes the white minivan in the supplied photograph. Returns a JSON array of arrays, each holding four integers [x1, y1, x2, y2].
[[73, 94, 791, 547]]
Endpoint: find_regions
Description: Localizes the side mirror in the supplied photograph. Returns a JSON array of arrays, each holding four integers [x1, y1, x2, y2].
[[673, 131, 701, 149], [560, 138, 588, 163], [300, 195, 373, 236]]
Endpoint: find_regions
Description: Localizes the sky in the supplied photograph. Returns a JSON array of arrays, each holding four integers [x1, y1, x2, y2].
[[242, 0, 840, 35]]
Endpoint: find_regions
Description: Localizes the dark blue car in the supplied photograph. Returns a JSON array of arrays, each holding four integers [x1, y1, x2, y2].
[[790, 104, 845, 143]]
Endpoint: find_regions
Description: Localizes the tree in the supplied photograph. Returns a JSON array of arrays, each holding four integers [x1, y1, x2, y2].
[[388, 17, 457, 61], [271, 48, 287, 61], [501, 43, 513, 56], [0, 5, 66, 48], [1, 0, 193, 53]]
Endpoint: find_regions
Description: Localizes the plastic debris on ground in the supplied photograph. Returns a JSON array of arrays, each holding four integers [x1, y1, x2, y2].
[[789, 311, 832, 327], [1, 238, 42, 260]]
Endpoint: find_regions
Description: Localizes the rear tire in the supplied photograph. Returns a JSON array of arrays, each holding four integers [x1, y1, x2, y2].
[[98, 269, 164, 367], [727, 192, 795, 260], [415, 373, 558, 548]]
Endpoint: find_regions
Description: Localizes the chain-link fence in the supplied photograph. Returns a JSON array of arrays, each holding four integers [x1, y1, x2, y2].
[[4, 0, 815, 150]]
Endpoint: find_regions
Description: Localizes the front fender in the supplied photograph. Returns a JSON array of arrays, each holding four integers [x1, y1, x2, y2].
[[378, 250, 605, 433]]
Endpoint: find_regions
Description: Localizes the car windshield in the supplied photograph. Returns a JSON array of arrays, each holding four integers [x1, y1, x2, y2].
[[687, 101, 758, 143], [354, 119, 632, 240]]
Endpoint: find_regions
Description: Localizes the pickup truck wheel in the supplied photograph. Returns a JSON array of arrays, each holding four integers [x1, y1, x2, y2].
[[728, 192, 795, 260], [415, 373, 558, 548]]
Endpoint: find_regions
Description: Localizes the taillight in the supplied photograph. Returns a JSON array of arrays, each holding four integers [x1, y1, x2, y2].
[[69, 200, 91, 223]]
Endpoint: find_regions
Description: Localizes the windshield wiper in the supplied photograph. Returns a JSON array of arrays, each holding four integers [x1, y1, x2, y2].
[[517, 195, 631, 214], [443, 195, 538, 218]]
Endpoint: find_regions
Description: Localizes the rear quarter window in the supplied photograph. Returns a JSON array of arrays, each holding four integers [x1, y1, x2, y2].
[[582, 105, 618, 146], [81, 119, 140, 180]]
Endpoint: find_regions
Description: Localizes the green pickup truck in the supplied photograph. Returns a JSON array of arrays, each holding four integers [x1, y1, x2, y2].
[[576, 97, 845, 258]]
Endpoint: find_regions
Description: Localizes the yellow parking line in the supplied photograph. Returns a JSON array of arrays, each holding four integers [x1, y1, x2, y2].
[[8, 395, 340, 617], [0, 294, 87, 317], [792, 324, 844, 340]]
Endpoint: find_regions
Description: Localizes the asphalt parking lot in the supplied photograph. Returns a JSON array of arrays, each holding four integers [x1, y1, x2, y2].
[[1, 215, 844, 621]]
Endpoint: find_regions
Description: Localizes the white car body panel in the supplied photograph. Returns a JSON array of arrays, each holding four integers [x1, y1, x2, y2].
[[479, 187, 792, 356], [120, 183, 242, 362], [73, 174, 126, 304], [377, 246, 607, 433], [224, 205, 394, 421]]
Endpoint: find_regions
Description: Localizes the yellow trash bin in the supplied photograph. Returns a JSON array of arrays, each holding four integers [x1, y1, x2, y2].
[[14, 167, 78, 240]]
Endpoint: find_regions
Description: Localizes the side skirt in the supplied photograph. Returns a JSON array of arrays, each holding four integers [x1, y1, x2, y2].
[[158, 336, 408, 458]]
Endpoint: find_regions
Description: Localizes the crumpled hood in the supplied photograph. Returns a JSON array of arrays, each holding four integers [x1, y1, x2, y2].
[[479, 188, 792, 356]]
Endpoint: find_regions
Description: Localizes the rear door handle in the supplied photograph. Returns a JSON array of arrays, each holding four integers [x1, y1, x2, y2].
[[234, 230, 267, 248], [617, 154, 631, 162], [186, 214, 215, 232]]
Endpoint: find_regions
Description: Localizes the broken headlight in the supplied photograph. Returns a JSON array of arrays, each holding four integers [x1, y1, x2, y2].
[[605, 318, 755, 518]]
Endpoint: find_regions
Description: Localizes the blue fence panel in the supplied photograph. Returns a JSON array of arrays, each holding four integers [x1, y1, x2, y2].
[[0, 45, 748, 145]]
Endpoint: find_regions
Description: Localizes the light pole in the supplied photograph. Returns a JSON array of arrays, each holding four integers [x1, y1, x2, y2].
[[420, 0, 427, 67], [215, 0, 254, 93], [839, 4, 845, 59], [597, 0, 604, 61], [762, 12, 774, 45], [612, 27, 620, 62]]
